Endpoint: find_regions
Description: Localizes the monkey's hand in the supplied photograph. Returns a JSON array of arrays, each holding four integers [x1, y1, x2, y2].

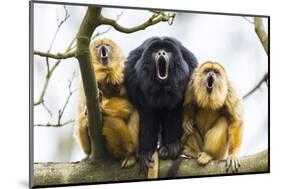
[[226, 153, 240, 172], [159, 140, 181, 160], [183, 120, 194, 135], [137, 151, 154, 174]]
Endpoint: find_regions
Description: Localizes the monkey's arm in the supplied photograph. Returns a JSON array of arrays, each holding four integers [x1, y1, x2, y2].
[[225, 84, 243, 171], [181, 102, 195, 145], [225, 84, 243, 156]]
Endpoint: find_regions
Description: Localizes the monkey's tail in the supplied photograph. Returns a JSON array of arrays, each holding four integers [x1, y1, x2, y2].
[[166, 154, 188, 178]]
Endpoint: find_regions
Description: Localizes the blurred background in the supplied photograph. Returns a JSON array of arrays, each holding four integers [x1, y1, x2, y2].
[[33, 3, 268, 162]]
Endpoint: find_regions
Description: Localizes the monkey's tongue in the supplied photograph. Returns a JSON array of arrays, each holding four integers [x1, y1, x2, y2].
[[207, 76, 214, 88], [157, 57, 168, 80]]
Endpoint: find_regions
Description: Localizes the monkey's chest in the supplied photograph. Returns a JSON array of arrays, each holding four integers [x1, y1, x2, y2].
[[98, 82, 122, 98], [195, 109, 220, 135]]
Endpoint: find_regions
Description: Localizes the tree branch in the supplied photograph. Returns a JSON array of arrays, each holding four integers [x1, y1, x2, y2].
[[34, 50, 76, 60], [33, 149, 268, 187], [254, 17, 268, 55], [100, 11, 175, 33], [75, 7, 105, 161], [243, 73, 268, 99], [243, 17, 268, 99]]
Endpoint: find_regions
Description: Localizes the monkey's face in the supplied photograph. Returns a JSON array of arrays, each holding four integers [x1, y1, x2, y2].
[[90, 39, 123, 68], [205, 68, 219, 93], [152, 48, 173, 82], [192, 61, 228, 109]]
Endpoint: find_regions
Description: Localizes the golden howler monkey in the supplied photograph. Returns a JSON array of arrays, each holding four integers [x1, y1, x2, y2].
[[168, 61, 243, 177], [74, 39, 139, 168]]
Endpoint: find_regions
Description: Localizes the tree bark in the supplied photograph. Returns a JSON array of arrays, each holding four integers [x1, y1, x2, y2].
[[33, 149, 268, 187]]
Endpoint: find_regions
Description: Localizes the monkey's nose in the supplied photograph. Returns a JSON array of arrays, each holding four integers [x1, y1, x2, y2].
[[157, 50, 167, 56]]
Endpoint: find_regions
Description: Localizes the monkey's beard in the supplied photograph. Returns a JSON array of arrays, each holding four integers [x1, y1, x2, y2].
[[193, 73, 228, 110]]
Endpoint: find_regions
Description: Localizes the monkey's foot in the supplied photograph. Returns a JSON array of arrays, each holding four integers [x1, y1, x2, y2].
[[72, 155, 90, 164], [137, 151, 154, 174], [226, 153, 240, 172], [121, 155, 136, 168], [197, 152, 212, 165], [159, 140, 181, 160]]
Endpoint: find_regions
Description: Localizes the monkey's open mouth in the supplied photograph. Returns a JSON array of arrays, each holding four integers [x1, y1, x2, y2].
[[207, 75, 215, 89], [100, 46, 108, 58], [156, 56, 169, 81], [99, 45, 109, 65]]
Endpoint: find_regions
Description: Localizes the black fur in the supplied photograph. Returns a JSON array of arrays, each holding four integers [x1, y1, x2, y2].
[[124, 37, 198, 173]]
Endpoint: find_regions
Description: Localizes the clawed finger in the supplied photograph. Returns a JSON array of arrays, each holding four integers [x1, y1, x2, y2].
[[225, 157, 240, 173]]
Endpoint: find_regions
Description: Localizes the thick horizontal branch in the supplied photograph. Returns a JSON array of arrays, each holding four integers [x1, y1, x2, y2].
[[33, 149, 268, 187], [34, 50, 76, 60], [99, 12, 175, 33], [243, 73, 268, 99]]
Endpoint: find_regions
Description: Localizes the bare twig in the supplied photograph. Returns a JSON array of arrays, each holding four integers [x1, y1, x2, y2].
[[49, 5, 71, 52], [243, 73, 268, 99], [91, 10, 124, 40], [34, 50, 76, 60], [34, 72, 77, 127], [42, 102, 52, 117], [243, 17, 254, 24], [34, 120, 74, 127], [34, 37, 76, 106]]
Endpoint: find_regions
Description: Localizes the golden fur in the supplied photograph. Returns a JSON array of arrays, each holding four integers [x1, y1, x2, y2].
[[74, 39, 138, 166], [181, 61, 243, 171]]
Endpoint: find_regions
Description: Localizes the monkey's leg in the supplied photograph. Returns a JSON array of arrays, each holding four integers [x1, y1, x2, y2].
[[182, 130, 203, 158], [102, 116, 134, 159], [160, 106, 183, 159], [138, 109, 160, 174], [74, 112, 91, 156], [199, 117, 228, 165]]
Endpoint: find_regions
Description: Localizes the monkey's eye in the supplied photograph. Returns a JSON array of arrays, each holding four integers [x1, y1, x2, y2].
[[214, 70, 220, 75], [204, 69, 211, 73]]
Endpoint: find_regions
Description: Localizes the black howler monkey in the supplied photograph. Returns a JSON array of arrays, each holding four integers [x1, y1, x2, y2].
[[124, 37, 198, 173]]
